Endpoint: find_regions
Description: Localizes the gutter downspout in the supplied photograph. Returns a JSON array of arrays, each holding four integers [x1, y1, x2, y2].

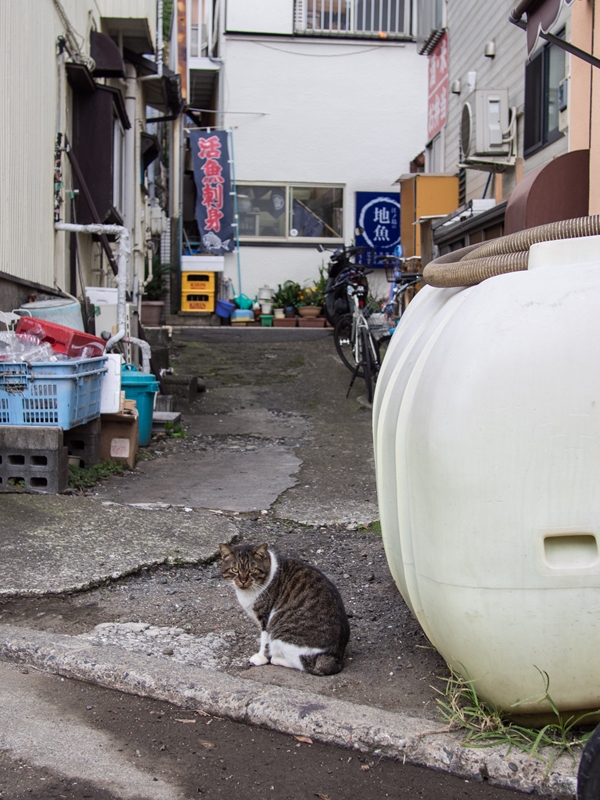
[[54, 222, 152, 373]]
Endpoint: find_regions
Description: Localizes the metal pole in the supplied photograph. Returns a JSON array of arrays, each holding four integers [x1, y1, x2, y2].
[[228, 128, 242, 296]]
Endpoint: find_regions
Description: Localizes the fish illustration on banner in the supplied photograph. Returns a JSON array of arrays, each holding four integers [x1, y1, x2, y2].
[[190, 130, 235, 254]]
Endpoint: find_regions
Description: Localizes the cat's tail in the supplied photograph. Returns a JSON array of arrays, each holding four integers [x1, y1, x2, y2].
[[302, 653, 344, 676]]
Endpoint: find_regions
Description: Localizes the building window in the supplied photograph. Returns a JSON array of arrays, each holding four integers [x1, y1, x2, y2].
[[237, 184, 344, 242], [523, 33, 565, 157], [294, 0, 410, 37]]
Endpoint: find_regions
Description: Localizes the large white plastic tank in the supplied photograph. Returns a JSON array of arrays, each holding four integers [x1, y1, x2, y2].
[[373, 236, 600, 715]]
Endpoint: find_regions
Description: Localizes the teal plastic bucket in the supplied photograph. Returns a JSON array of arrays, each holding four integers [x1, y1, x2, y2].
[[121, 364, 159, 446], [18, 299, 84, 331]]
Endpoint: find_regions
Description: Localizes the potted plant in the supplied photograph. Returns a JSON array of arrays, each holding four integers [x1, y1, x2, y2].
[[297, 266, 327, 317], [141, 262, 173, 326], [271, 281, 301, 318]]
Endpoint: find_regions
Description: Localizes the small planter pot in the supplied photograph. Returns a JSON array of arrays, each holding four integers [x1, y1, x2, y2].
[[298, 318, 326, 328], [273, 308, 285, 319], [141, 301, 164, 326], [298, 305, 321, 318], [284, 306, 296, 319]]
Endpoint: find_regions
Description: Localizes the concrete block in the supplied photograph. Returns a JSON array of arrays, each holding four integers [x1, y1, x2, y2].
[[152, 411, 181, 432], [63, 418, 102, 468], [0, 426, 68, 494], [154, 395, 173, 413], [161, 374, 198, 404]]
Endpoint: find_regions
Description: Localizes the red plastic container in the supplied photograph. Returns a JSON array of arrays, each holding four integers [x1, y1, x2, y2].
[[16, 316, 106, 358]]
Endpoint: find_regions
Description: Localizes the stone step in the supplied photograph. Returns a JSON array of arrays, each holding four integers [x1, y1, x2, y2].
[[152, 411, 182, 431]]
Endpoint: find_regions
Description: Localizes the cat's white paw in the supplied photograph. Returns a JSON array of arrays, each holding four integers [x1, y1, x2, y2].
[[249, 652, 269, 666]]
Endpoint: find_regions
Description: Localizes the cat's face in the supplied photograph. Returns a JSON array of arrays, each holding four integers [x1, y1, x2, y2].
[[219, 542, 271, 590]]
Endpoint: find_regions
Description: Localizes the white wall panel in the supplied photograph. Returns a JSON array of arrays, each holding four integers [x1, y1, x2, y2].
[[0, 2, 60, 290], [444, 0, 568, 204], [220, 37, 427, 297], [0, 1, 155, 299], [226, 0, 295, 34]]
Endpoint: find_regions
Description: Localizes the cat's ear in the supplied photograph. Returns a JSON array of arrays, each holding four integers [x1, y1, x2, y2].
[[252, 543, 269, 558], [219, 543, 234, 559]]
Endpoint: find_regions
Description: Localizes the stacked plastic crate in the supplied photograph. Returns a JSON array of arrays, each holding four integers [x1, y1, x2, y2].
[[181, 271, 215, 313], [0, 318, 107, 493]]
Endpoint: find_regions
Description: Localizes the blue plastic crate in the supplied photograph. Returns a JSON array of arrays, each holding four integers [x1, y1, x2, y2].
[[0, 357, 107, 430]]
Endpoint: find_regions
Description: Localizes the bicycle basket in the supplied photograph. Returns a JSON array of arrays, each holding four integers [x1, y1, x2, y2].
[[367, 312, 393, 339]]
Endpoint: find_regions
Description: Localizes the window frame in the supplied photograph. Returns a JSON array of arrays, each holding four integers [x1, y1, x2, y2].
[[294, 0, 412, 39], [236, 181, 345, 244], [523, 32, 565, 159]]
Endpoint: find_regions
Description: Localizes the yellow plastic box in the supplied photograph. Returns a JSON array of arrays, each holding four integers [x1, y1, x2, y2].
[[180, 292, 215, 313], [181, 271, 216, 292]]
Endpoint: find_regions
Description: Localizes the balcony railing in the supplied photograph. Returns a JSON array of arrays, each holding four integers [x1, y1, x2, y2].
[[294, 0, 411, 37]]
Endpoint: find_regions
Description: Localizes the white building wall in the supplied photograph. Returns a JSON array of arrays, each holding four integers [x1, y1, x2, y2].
[[220, 36, 428, 298], [441, 0, 570, 204], [0, 0, 155, 303], [1, 1, 65, 290]]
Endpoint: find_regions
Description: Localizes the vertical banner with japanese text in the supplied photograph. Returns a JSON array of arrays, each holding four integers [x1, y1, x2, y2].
[[190, 130, 235, 254], [354, 192, 400, 266], [427, 31, 449, 142]]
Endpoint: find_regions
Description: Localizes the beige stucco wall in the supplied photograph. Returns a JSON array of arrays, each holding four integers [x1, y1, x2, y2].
[[570, 0, 600, 215], [0, 0, 155, 303], [587, 0, 600, 213]]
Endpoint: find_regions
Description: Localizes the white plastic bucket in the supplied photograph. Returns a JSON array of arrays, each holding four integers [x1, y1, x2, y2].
[[18, 299, 84, 331], [373, 235, 600, 715], [258, 285, 274, 302]]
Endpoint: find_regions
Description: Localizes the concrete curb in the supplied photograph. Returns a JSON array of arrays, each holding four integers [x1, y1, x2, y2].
[[0, 625, 577, 798]]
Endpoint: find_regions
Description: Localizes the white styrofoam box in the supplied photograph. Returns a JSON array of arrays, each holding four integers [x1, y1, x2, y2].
[[100, 353, 123, 414], [180, 255, 224, 272], [85, 287, 118, 305], [373, 244, 600, 715]]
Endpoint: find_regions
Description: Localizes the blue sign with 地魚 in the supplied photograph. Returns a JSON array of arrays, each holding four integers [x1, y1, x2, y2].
[[354, 192, 400, 266]]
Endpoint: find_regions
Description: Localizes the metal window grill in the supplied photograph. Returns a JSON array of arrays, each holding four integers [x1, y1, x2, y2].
[[296, 0, 408, 35]]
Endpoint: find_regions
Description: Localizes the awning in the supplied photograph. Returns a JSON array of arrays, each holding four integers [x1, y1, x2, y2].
[[90, 30, 126, 78], [122, 49, 184, 119], [141, 132, 161, 170], [65, 62, 96, 94], [509, 0, 600, 68]]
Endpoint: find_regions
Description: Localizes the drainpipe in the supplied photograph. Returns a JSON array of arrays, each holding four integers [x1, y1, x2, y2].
[[54, 222, 152, 373]]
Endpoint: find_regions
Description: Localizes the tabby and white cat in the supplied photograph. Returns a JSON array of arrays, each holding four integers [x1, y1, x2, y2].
[[219, 542, 349, 676]]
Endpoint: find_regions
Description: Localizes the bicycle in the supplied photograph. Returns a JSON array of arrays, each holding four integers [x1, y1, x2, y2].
[[331, 256, 423, 403], [317, 242, 371, 327], [376, 255, 423, 333], [329, 265, 385, 404]]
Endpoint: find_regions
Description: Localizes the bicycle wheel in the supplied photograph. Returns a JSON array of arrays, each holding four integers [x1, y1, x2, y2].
[[334, 314, 364, 377], [375, 334, 392, 370], [360, 327, 374, 404]]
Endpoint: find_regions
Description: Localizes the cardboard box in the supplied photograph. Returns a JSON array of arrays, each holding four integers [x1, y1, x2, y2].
[[101, 405, 139, 469]]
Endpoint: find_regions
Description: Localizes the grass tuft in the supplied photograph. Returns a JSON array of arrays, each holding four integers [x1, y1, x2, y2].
[[68, 459, 124, 490], [435, 664, 596, 766]]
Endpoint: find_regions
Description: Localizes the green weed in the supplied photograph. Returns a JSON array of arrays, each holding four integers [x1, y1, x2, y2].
[[163, 421, 185, 439], [435, 665, 595, 765], [68, 459, 124, 490], [359, 520, 382, 536]]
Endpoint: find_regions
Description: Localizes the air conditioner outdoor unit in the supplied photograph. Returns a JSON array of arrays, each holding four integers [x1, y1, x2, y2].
[[460, 89, 510, 161]]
